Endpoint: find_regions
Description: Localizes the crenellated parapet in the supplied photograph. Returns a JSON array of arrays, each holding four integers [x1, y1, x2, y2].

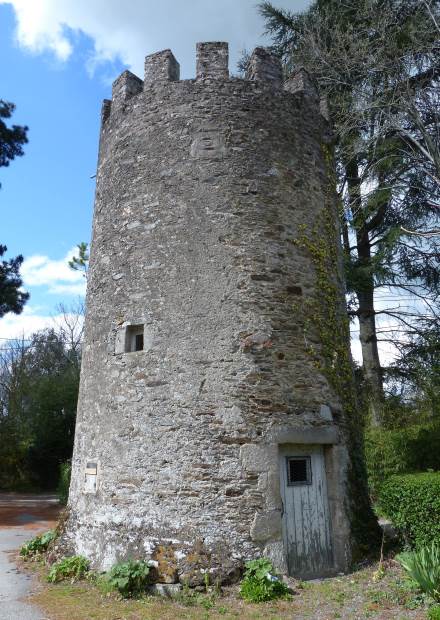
[[103, 42, 326, 122]]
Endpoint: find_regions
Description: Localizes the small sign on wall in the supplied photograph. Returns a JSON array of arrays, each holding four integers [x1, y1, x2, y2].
[[84, 460, 99, 494]]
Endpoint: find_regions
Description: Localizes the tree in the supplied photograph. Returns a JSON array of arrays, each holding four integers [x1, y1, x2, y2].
[[0, 100, 27, 171], [68, 242, 89, 278], [260, 0, 440, 424], [0, 99, 29, 317], [0, 245, 29, 317], [0, 325, 81, 490]]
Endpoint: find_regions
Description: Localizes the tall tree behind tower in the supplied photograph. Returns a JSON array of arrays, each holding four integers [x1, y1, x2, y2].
[[260, 0, 440, 425]]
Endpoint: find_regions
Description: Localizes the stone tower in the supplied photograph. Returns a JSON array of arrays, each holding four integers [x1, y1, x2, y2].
[[65, 42, 369, 582]]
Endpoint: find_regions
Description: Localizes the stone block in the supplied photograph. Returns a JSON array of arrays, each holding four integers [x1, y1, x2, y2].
[[240, 443, 278, 474], [250, 510, 282, 542], [147, 583, 182, 597], [247, 47, 282, 87], [196, 42, 229, 79]]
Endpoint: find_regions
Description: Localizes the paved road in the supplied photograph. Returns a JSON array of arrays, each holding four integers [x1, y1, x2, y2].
[[0, 494, 60, 620]]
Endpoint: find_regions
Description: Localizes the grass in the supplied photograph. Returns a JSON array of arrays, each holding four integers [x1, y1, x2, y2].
[[28, 557, 431, 620]]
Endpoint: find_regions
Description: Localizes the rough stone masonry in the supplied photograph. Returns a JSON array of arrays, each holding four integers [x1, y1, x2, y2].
[[65, 42, 358, 583]]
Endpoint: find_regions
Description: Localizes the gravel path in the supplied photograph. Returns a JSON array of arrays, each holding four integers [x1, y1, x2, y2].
[[0, 494, 60, 620]]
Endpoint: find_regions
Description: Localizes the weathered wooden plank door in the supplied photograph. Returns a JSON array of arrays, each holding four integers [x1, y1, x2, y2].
[[279, 444, 333, 578]]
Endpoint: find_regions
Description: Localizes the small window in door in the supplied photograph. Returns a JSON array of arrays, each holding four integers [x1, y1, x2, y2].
[[125, 325, 144, 352], [286, 456, 312, 486]]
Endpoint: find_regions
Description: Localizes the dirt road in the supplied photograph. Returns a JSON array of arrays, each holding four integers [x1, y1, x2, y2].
[[0, 493, 60, 620]]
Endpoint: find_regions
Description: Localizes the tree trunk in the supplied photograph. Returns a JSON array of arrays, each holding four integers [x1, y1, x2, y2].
[[345, 158, 385, 425]]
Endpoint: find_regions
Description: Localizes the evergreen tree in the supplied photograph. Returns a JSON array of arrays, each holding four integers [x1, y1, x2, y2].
[[260, 0, 440, 424], [0, 99, 29, 317]]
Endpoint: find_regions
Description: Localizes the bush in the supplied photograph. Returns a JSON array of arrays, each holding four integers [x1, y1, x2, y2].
[[239, 558, 290, 603], [57, 461, 71, 505], [397, 543, 440, 602], [106, 560, 150, 597], [365, 424, 440, 498], [380, 473, 440, 548], [47, 555, 89, 583], [20, 530, 56, 558]]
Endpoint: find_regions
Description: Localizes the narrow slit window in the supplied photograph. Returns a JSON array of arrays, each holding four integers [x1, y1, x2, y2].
[[125, 325, 144, 352], [287, 456, 312, 486], [135, 333, 144, 351]]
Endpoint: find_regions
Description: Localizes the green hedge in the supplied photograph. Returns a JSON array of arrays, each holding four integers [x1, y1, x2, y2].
[[365, 424, 440, 498], [379, 473, 440, 548]]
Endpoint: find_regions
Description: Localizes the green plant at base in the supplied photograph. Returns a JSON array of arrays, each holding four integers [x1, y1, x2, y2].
[[47, 555, 89, 583], [57, 461, 71, 505], [20, 530, 56, 558], [380, 473, 440, 548], [239, 558, 290, 603], [106, 559, 150, 598], [397, 544, 440, 602], [428, 605, 440, 619]]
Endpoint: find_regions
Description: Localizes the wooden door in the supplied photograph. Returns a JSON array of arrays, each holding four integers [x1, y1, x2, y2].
[[279, 444, 333, 578]]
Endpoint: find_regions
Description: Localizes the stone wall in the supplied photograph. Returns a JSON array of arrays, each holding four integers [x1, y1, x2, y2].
[[65, 42, 353, 581]]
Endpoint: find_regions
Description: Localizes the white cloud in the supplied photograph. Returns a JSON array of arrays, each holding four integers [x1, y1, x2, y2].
[[1, 0, 311, 77], [21, 247, 87, 296], [0, 305, 83, 341]]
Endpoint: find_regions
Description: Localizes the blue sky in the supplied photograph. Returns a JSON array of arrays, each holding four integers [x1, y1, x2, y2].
[[0, 0, 310, 339]]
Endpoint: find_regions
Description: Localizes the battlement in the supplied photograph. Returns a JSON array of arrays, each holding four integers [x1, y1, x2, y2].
[[108, 42, 323, 117]]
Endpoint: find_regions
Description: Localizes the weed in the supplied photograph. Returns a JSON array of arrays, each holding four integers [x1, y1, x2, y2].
[[106, 559, 150, 598], [239, 558, 290, 603], [398, 543, 440, 602], [20, 530, 56, 558], [47, 555, 89, 583], [428, 605, 440, 619]]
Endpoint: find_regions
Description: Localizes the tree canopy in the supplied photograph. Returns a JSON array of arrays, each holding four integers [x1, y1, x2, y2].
[[260, 0, 440, 424]]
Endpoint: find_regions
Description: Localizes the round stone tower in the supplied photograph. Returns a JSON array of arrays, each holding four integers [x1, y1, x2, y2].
[[65, 42, 374, 582]]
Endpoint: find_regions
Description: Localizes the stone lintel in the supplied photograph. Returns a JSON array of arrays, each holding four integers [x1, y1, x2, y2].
[[266, 425, 339, 445], [145, 49, 180, 83], [247, 47, 283, 87], [196, 42, 229, 79]]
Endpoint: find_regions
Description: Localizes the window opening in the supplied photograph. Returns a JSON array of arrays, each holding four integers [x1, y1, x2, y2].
[[125, 325, 144, 352], [286, 456, 312, 486]]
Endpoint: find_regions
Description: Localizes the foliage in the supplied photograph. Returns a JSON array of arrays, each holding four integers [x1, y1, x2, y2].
[[397, 543, 440, 602], [0, 99, 28, 169], [380, 473, 440, 548], [365, 424, 440, 498], [0, 325, 82, 490], [0, 100, 28, 317], [0, 244, 29, 318], [47, 555, 89, 583], [57, 461, 71, 505], [68, 242, 89, 278], [239, 558, 290, 603], [106, 560, 150, 598], [20, 530, 56, 558], [260, 0, 440, 424], [428, 605, 440, 620]]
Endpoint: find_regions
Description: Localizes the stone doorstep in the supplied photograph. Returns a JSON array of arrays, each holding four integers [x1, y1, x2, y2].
[[147, 582, 183, 597]]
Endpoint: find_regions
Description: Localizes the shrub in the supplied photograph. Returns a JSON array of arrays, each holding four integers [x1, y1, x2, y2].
[[239, 558, 290, 603], [57, 461, 71, 505], [397, 543, 440, 602], [379, 473, 440, 548], [47, 555, 89, 583], [106, 559, 150, 597], [365, 424, 440, 498], [20, 530, 56, 558]]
